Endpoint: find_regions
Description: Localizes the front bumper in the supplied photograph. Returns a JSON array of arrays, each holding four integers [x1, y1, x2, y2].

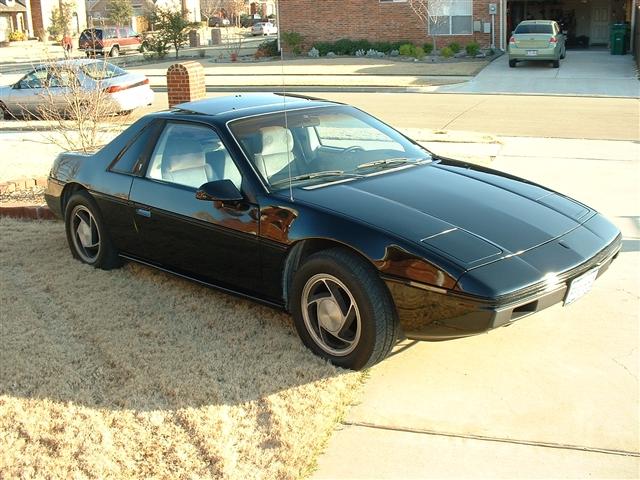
[[385, 233, 621, 340]]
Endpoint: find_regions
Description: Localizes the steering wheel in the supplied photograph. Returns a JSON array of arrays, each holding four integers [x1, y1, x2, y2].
[[343, 146, 364, 154]]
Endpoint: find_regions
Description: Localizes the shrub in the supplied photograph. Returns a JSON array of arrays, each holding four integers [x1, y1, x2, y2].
[[353, 39, 372, 52], [423, 43, 433, 55], [281, 31, 303, 55], [9, 30, 27, 41], [333, 38, 356, 55], [371, 41, 393, 53], [447, 42, 461, 54], [313, 41, 333, 56], [255, 39, 279, 58], [398, 43, 416, 57], [414, 46, 425, 59], [465, 42, 480, 56], [355, 48, 365, 57], [389, 49, 399, 57], [440, 46, 453, 58], [308, 47, 319, 58]]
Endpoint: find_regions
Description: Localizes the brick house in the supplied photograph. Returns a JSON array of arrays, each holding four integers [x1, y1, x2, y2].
[[278, 0, 637, 52], [0, 0, 28, 41]]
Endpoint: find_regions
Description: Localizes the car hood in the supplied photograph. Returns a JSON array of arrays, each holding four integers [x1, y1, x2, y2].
[[289, 162, 592, 268]]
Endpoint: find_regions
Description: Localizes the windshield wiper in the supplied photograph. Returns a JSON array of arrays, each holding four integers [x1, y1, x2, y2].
[[356, 157, 430, 170], [271, 170, 359, 188]]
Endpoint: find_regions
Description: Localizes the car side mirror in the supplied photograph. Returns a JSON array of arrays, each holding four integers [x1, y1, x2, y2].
[[196, 179, 243, 203]]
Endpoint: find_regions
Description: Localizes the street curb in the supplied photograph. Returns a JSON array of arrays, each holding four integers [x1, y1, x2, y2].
[[0, 204, 56, 220]]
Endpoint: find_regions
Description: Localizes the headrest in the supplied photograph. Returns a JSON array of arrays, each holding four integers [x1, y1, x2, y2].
[[260, 126, 294, 156]]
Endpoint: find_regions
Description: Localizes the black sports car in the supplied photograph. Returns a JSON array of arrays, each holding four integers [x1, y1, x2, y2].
[[45, 94, 621, 370]]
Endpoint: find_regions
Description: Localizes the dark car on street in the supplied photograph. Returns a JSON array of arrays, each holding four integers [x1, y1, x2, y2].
[[45, 94, 621, 370]]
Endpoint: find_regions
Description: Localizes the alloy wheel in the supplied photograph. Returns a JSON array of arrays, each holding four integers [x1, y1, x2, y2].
[[70, 205, 100, 263], [301, 273, 361, 356]]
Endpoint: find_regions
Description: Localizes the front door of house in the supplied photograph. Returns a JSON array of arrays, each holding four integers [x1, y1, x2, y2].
[[590, 5, 610, 45]]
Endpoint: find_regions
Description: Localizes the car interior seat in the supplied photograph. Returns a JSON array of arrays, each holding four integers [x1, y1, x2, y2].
[[161, 137, 208, 188], [204, 149, 242, 190], [254, 126, 295, 182]]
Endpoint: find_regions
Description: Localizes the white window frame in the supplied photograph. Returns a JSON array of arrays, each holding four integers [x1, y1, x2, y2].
[[428, 0, 474, 36]]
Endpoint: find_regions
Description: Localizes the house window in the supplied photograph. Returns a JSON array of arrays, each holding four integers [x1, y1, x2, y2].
[[428, 0, 473, 35]]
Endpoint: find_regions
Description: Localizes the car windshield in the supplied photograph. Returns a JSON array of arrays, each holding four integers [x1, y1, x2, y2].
[[514, 24, 553, 34], [81, 62, 127, 80], [228, 105, 432, 189]]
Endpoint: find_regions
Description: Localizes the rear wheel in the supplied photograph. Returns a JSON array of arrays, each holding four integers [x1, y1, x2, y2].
[[552, 59, 560, 68], [560, 48, 566, 59], [109, 45, 119, 57], [509, 59, 517, 68], [64, 191, 121, 269], [290, 248, 399, 370], [0, 102, 12, 120]]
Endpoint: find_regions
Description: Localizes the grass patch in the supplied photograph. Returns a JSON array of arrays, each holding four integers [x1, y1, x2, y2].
[[0, 219, 362, 479]]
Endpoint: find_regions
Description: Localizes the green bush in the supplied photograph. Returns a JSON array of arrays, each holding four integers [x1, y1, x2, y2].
[[398, 43, 416, 57], [447, 42, 461, 54], [8, 30, 27, 41], [465, 42, 480, 56], [422, 43, 433, 55], [440, 46, 454, 58], [255, 39, 279, 58], [414, 46, 425, 59], [313, 41, 333, 56], [371, 41, 393, 53], [281, 31, 303, 55], [333, 38, 356, 55], [353, 39, 372, 53]]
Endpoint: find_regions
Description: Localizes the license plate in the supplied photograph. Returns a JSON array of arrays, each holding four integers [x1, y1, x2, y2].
[[526, 50, 538, 56], [564, 268, 598, 305]]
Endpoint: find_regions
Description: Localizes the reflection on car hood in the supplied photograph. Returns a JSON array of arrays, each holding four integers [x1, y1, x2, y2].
[[289, 163, 592, 267]]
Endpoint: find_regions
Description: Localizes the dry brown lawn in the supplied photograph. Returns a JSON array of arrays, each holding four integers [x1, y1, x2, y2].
[[0, 219, 362, 479]]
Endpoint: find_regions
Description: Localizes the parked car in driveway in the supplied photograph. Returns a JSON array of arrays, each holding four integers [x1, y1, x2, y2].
[[251, 22, 277, 36], [79, 27, 142, 58], [45, 94, 621, 370], [0, 59, 154, 119], [509, 20, 566, 68]]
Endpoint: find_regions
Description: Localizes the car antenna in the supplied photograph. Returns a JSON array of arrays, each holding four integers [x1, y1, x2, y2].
[[278, 15, 294, 202]]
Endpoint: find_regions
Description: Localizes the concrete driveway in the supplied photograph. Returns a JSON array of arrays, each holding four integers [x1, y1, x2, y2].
[[314, 137, 640, 479], [437, 50, 639, 98]]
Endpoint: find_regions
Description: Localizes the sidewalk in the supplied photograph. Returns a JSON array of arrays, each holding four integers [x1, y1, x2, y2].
[[312, 136, 640, 480]]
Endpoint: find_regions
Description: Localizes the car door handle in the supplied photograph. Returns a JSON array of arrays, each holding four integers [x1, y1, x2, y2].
[[135, 208, 151, 218]]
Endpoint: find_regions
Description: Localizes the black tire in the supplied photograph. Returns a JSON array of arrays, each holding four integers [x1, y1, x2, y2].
[[552, 59, 560, 68], [64, 191, 122, 269], [0, 102, 12, 120], [560, 49, 566, 59], [290, 248, 399, 370], [509, 59, 517, 68], [109, 45, 119, 57]]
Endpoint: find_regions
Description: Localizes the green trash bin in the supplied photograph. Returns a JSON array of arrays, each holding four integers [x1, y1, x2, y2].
[[610, 23, 627, 55]]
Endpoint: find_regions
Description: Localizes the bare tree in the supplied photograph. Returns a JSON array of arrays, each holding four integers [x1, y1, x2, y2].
[[220, 0, 246, 26], [408, 0, 449, 51], [18, 60, 129, 153], [200, 0, 223, 23]]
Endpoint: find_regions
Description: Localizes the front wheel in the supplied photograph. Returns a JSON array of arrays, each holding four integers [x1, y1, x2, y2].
[[64, 191, 121, 269], [552, 59, 560, 68], [509, 59, 517, 68], [290, 248, 399, 370]]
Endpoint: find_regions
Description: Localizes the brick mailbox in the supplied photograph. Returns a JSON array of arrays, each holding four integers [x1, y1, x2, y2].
[[166, 61, 206, 108]]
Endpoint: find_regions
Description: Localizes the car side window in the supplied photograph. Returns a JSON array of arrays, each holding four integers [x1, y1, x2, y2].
[[111, 121, 163, 174], [19, 69, 47, 89], [146, 122, 243, 190], [49, 69, 77, 88]]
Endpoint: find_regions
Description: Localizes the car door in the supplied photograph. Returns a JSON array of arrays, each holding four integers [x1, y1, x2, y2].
[[4, 68, 48, 117], [128, 120, 262, 294]]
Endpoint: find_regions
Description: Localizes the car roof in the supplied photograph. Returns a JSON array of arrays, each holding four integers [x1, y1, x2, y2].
[[517, 20, 556, 24], [173, 93, 341, 119]]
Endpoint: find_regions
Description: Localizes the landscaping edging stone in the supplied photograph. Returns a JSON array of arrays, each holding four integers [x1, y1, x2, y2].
[[0, 175, 55, 220], [0, 204, 55, 220]]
